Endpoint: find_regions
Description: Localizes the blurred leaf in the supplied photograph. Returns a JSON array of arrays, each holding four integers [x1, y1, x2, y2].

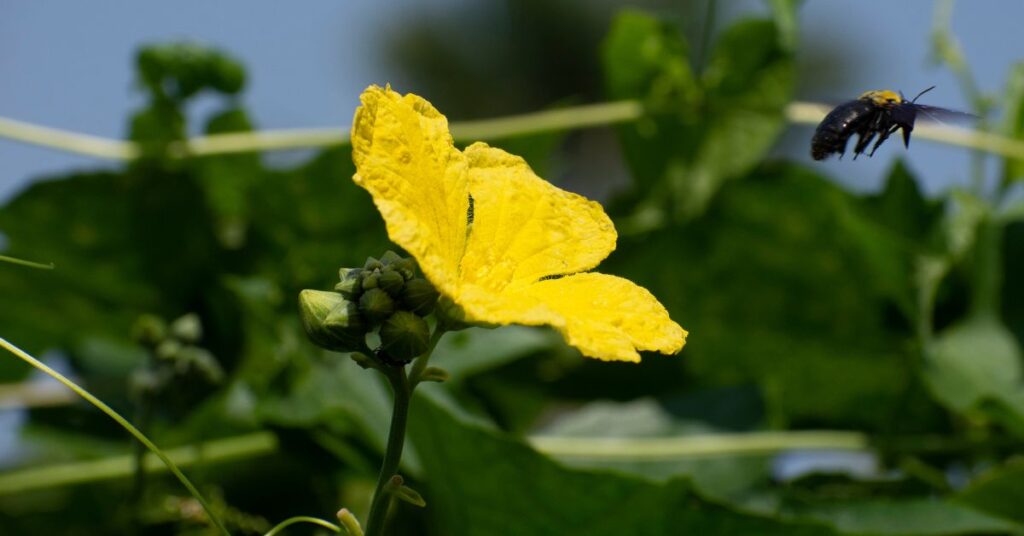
[[767, 0, 802, 51], [1003, 222, 1024, 350], [409, 394, 834, 536], [136, 42, 245, 102], [0, 170, 221, 379], [195, 108, 262, 249], [781, 498, 1018, 535], [945, 190, 988, 261], [603, 11, 794, 220], [956, 457, 1024, 524], [923, 314, 1024, 427], [533, 398, 770, 500], [862, 161, 944, 247], [605, 164, 929, 429], [246, 147, 386, 290], [839, 161, 944, 320], [432, 326, 558, 382]]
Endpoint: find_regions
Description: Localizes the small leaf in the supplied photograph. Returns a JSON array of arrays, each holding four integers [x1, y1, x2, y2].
[[923, 314, 1024, 427], [393, 483, 427, 508]]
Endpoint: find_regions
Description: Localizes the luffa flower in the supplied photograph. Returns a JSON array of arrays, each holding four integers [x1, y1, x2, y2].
[[351, 86, 686, 362]]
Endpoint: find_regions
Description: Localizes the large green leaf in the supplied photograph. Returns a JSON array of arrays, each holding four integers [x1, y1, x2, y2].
[[603, 11, 794, 221], [0, 169, 224, 379], [533, 398, 770, 500], [603, 164, 932, 429], [956, 457, 1024, 524], [409, 392, 834, 536], [781, 498, 1018, 535]]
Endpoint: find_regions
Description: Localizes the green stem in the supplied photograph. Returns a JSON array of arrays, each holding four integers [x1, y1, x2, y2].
[[6, 100, 1024, 161], [0, 432, 277, 495], [0, 336, 232, 536], [364, 366, 412, 536], [408, 328, 445, 386], [0, 254, 54, 270], [264, 516, 341, 536]]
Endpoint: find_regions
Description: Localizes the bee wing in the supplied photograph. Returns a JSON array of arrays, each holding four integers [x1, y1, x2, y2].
[[912, 104, 978, 125]]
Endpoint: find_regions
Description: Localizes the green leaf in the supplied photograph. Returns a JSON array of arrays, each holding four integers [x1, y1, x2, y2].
[[603, 12, 794, 220], [432, 326, 558, 382], [923, 314, 1024, 426], [194, 108, 262, 249], [605, 164, 929, 429], [767, 0, 802, 51], [409, 393, 834, 536], [0, 170, 222, 378], [782, 498, 1018, 535], [956, 457, 1024, 524], [533, 398, 770, 501], [838, 161, 943, 320], [136, 42, 246, 102]]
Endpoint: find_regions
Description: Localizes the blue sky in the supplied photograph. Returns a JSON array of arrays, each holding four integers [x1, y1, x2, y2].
[[2, 1, 1022, 201]]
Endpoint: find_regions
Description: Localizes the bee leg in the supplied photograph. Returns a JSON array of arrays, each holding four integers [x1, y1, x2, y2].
[[853, 131, 876, 160], [901, 125, 914, 147], [868, 125, 899, 157]]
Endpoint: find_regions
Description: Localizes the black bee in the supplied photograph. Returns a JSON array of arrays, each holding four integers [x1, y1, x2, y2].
[[811, 86, 973, 160]]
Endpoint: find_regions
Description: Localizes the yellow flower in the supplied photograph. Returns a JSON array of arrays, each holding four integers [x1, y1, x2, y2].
[[350, 86, 686, 362]]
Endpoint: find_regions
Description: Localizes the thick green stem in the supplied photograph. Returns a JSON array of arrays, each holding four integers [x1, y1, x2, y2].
[[364, 366, 411, 536]]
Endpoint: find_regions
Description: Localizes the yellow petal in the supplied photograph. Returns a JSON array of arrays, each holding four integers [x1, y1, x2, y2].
[[351, 85, 469, 298], [459, 273, 686, 362], [459, 143, 617, 293]]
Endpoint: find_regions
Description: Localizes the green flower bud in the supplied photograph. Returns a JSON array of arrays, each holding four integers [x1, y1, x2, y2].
[[359, 288, 395, 324], [132, 314, 166, 348], [363, 256, 383, 271], [362, 270, 380, 290], [156, 339, 183, 361], [338, 267, 362, 281], [379, 311, 430, 361], [377, 270, 405, 297], [336, 509, 363, 536], [169, 313, 202, 344], [379, 250, 403, 266], [325, 299, 367, 333], [299, 290, 367, 352], [334, 276, 362, 299], [392, 258, 418, 280], [174, 346, 225, 384], [401, 278, 440, 316]]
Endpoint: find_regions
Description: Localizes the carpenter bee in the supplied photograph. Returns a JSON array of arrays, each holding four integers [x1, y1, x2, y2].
[[810, 86, 974, 160]]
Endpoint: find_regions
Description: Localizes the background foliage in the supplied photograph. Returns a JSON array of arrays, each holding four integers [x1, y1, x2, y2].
[[2, 1, 1024, 535]]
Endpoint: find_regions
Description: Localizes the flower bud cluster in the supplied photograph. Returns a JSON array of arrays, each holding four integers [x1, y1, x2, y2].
[[300, 251, 440, 365], [130, 313, 225, 398]]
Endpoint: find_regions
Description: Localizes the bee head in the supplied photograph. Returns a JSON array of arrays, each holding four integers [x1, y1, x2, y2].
[[859, 90, 903, 108]]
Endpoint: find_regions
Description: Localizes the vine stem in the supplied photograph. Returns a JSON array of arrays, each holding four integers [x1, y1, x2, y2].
[[0, 254, 55, 270], [0, 336, 232, 536], [363, 366, 411, 536], [263, 516, 340, 536], [4, 100, 1024, 161], [363, 326, 446, 536]]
